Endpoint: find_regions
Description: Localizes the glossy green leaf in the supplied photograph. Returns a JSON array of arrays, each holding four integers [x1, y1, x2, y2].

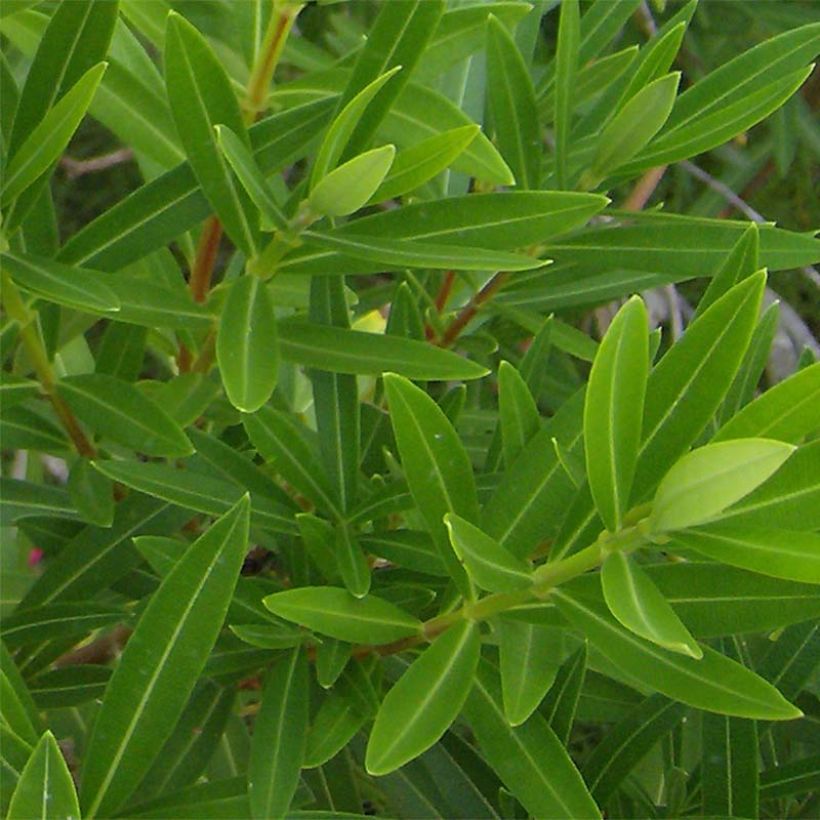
[[7, 731, 80, 820], [541, 644, 587, 745], [217, 275, 279, 414], [164, 12, 257, 256], [444, 514, 532, 594], [553, 0, 579, 189], [0, 641, 41, 745], [279, 320, 487, 381], [229, 623, 304, 650], [2, 63, 106, 206], [58, 374, 193, 458], [384, 374, 480, 593], [301, 231, 545, 272], [29, 665, 111, 709], [262, 587, 421, 644], [584, 296, 648, 532], [304, 690, 368, 769], [359, 530, 447, 577], [1, 252, 120, 314], [601, 551, 701, 658], [1, 602, 122, 650], [80, 496, 250, 817], [311, 67, 401, 189], [366, 620, 480, 775], [464, 658, 601, 819], [249, 649, 308, 819], [335, 523, 370, 599], [123, 777, 250, 820], [486, 15, 540, 190], [497, 360, 541, 468], [650, 438, 796, 532], [370, 125, 478, 202], [671, 524, 820, 585], [215, 124, 286, 232], [309, 144, 396, 218], [67, 457, 113, 527], [0, 477, 78, 523], [498, 619, 563, 727], [552, 586, 801, 720], [314, 638, 349, 689], [714, 361, 820, 444]]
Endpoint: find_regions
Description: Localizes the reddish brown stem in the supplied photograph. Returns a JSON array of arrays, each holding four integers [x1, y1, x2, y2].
[[52, 394, 97, 458], [438, 272, 509, 348], [188, 217, 223, 303]]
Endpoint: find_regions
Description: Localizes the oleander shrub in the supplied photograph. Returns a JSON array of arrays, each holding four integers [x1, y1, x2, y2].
[[2, 1, 819, 818]]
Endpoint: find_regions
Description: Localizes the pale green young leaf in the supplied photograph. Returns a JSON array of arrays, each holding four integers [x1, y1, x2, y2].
[[335, 523, 371, 599], [309, 144, 396, 217], [7, 731, 80, 820], [164, 12, 257, 256], [670, 524, 820, 585], [58, 374, 193, 458], [263, 587, 421, 644], [1, 253, 120, 314], [650, 438, 796, 533], [552, 586, 801, 720], [249, 649, 308, 819], [217, 275, 279, 414], [553, 0, 579, 189], [384, 374, 480, 594], [498, 619, 563, 727], [369, 125, 478, 202], [498, 360, 541, 468], [79, 496, 250, 818], [366, 621, 480, 776], [601, 552, 701, 658], [279, 321, 488, 381], [1, 63, 106, 206], [310, 66, 401, 189], [444, 514, 532, 594], [215, 124, 287, 231], [464, 657, 601, 819], [67, 458, 113, 528], [584, 296, 648, 532], [486, 15, 541, 190], [714, 361, 820, 444]]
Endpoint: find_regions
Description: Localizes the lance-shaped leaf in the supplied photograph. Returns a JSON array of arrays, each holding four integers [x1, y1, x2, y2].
[[215, 124, 286, 231], [262, 587, 421, 644], [370, 125, 478, 202], [304, 690, 368, 769], [302, 231, 545, 272], [584, 72, 679, 188], [1, 642, 41, 745], [7, 731, 80, 820], [58, 374, 193, 458], [335, 522, 370, 599], [464, 658, 601, 819], [497, 360, 541, 467], [649, 438, 796, 533], [584, 295, 648, 532], [217, 275, 279, 413], [67, 457, 113, 527], [553, 0, 579, 189], [366, 620, 480, 775], [248, 649, 308, 819], [498, 619, 563, 727], [552, 586, 801, 720], [164, 12, 257, 256], [1, 602, 122, 651], [80, 496, 250, 818], [309, 144, 396, 218], [486, 15, 541, 190], [541, 644, 587, 745], [384, 374, 479, 593], [1, 252, 120, 314], [279, 321, 489, 381], [670, 524, 820, 585], [444, 514, 532, 594], [1, 63, 106, 206], [601, 551, 701, 658], [311, 66, 402, 189]]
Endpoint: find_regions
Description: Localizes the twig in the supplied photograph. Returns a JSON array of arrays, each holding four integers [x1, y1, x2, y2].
[[437, 272, 509, 347], [60, 148, 134, 179], [622, 165, 668, 211]]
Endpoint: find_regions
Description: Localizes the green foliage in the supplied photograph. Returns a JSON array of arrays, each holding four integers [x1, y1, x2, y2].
[[1, 2, 818, 818]]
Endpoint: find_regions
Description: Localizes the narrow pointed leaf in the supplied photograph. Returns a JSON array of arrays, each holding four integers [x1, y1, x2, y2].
[[217, 275, 279, 413], [498, 361, 541, 468], [304, 690, 368, 769], [552, 586, 801, 720], [366, 621, 480, 775], [584, 296, 648, 532], [601, 551, 702, 658], [2, 63, 106, 206], [80, 496, 250, 818], [58, 374, 193, 458], [553, 0, 579, 189], [7, 731, 80, 820], [164, 12, 257, 255], [249, 649, 308, 819], [444, 514, 532, 594], [67, 457, 114, 527], [650, 438, 796, 533], [262, 587, 421, 644], [336, 523, 370, 599], [541, 644, 587, 745]]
